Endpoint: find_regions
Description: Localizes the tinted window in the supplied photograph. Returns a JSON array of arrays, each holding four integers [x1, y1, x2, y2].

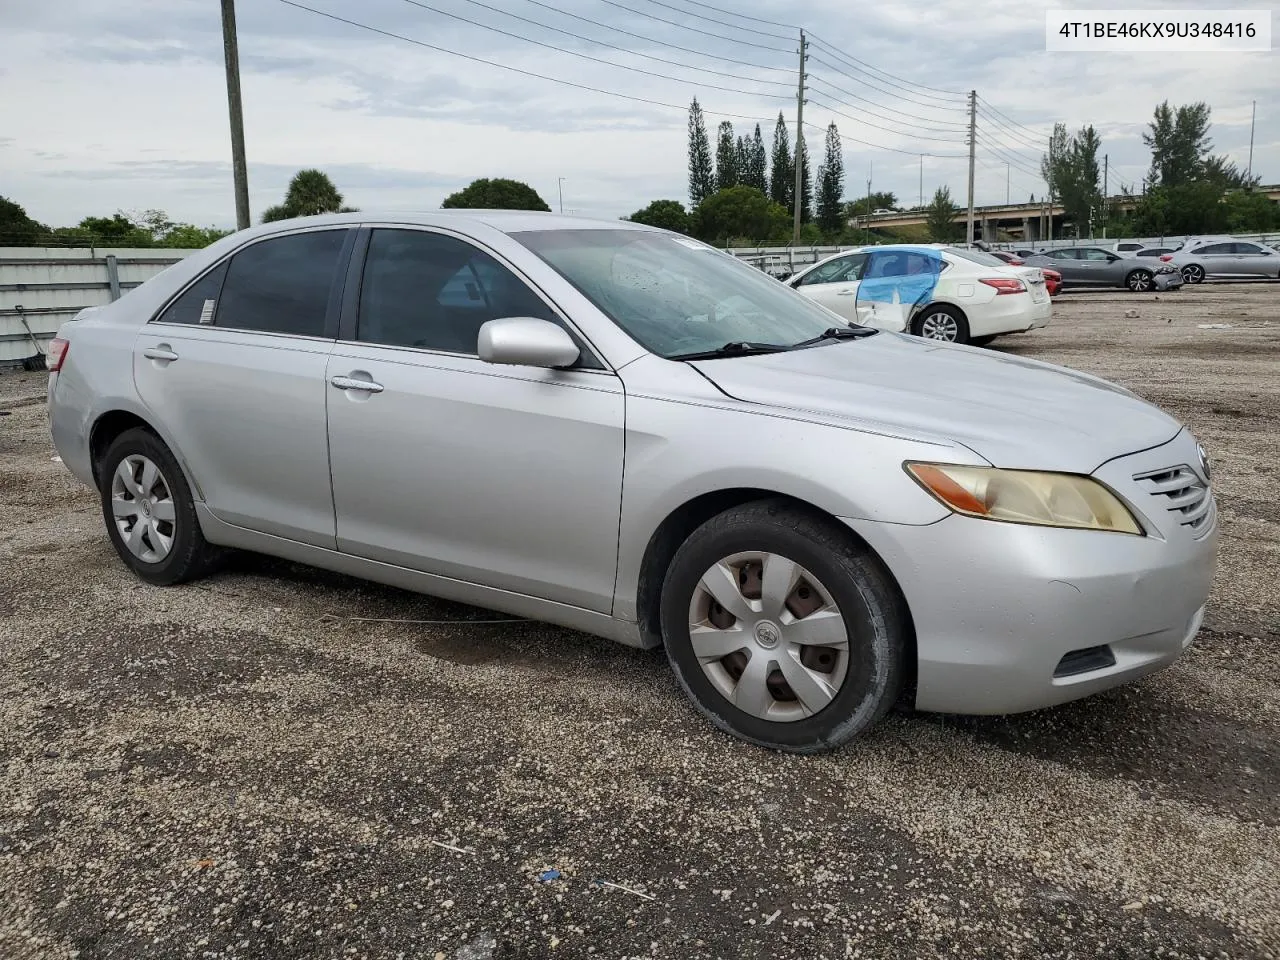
[[1047, 249, 1077, 260], [797, 253, 865, 286], [1198, 243, 1234, 255], [945, 247, 1007, 267], [865, 251, 942, 278], [1233, 243, 1265, 254], [217, 230, 346, 337], [1080, 248, 1113, 261], [358, 229, 568, 358], [156, 261, 228, 325]]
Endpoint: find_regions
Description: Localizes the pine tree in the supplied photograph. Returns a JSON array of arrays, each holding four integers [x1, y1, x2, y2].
[[715, 121, 739, 191], [735, 136, 751, 189], [816, 123, 845, 235], [769, 113, 792, 208], [795, 134, 813, 224], [687, 99, 715, 206], [748, 124, 768, 192]]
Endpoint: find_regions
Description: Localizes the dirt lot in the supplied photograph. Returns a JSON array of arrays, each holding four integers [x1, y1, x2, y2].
[[1, 283, 1277, 959]]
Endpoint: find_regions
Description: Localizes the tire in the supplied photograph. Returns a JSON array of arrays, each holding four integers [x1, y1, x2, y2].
[[99, 427, 216, 586], [1125, 269, 1154, 292], [911, 305, 970, 345], [1182, 263, 1205, 284], [659, 499, 907, 753], [970, 335, 998, 347]]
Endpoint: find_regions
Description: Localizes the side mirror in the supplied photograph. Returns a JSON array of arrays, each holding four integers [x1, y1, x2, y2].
[[477, 316, 580, 369]]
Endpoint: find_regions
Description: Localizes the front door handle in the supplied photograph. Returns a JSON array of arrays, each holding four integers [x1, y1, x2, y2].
[[835, 288, 855, 296], [143, 346, 179, 362], [330, 375, 384, 394]]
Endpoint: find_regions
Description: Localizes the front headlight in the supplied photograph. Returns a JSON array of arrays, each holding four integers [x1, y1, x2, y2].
[[905, 463, 1143, 535]]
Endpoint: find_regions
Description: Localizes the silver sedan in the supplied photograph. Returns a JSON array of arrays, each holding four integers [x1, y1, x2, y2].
[[46, 212, 1218, 752], [1023, 246, 1183, 292]]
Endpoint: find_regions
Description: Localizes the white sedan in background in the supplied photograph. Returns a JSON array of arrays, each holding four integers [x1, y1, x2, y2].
[[788, 245, 1052, 346]]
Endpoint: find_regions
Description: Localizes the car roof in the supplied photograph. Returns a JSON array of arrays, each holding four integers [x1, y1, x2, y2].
[[228, 210, 655, 242]]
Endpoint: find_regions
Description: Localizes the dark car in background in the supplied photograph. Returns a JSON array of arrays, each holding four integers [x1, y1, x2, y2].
[[1022, 246, 1182, 292]]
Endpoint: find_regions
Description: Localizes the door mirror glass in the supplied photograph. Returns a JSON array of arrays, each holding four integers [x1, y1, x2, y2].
[[478, 317, 581, 368]]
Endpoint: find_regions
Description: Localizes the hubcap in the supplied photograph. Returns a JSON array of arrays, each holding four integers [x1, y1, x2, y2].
[[1130, 273, 1150, 291], [110, 455, 176, 564], [1183, 265, 1203, 283], [687, 551, 850, 722], [919, 312, 958, 341]]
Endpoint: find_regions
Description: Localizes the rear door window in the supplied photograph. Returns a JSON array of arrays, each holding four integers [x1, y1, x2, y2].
[[1197, 243, 1234, 255], [216, 230, 348, 337]]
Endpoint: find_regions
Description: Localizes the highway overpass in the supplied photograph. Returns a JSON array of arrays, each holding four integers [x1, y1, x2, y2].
[[859, 184, 1280, 241]]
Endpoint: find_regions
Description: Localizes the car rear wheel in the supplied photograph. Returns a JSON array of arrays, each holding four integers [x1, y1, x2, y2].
[[1182, 264, 1205, 284], [99, 428, 217, 586], [911, 306, 970, 345], [659, 500, 906, 753], [1125, 269, 1154, 292]]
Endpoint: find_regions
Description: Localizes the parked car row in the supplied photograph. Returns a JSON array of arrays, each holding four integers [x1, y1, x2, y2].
[[45, 211, 1218, 753], [1000, 235, 1280, 288]]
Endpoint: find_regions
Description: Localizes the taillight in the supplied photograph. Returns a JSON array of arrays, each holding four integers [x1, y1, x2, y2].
[[47, 337, 70, 372], [1159, 254, 1173, 262], [1008, 258, 1025, 266], [979, 278, 1026, 295]]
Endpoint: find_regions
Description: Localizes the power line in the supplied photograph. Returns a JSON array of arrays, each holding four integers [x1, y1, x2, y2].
[[396, 0, 792, 98], [596, 0, 793, 52], [977, 97, 1049, 144], [808, 36, 966, 101], [801, 119, 966, 159], [807, 52, 967, 115], [664, 0, 794, 32], [277, 0, 777, 124], [518, 0, 794, 75], [629, 0, 794, 41], [977, 112, 1048, 154], [975, 155, 1041, 200], [807, 91, 969, 144], [975, 136, 1044, 180], [806, 71, 969, 134]]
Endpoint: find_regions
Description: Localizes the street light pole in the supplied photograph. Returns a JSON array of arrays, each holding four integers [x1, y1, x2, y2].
[[220, 0, 250, 230], [558, 178, 565, 214]]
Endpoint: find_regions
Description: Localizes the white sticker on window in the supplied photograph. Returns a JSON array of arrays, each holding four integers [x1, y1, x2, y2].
[[199, 299, 216, 324], [672, 238, 715, 251]]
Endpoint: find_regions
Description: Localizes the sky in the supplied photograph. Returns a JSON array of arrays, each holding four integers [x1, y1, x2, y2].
[[1, 0, 1275, 229]]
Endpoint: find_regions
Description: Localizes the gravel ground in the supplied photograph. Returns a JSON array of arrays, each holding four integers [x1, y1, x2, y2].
[[1, 282, 1277, 959]]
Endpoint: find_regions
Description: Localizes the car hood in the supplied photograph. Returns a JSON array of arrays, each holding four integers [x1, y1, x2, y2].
[[691, 333, 1182, 473]]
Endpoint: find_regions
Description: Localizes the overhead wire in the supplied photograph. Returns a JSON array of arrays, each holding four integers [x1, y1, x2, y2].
[[662, 0, 794, 31], [977, 97, 1053, 145], [801, 120, 967, 159], [595, 0, 793, 53], [518, 0, 795, 75], [395, 0, 793, 98], [975, 136, 1046, 181], [628, 0, 795, 41], [807, 91, 970, 144], [807, 53, 969, 115], [805, 71, 969, 134], [807, 36, 967, 101], [277, 0, 779, 124]]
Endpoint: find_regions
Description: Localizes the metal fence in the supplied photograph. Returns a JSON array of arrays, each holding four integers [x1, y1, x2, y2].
[[0, 247, 193, 366]]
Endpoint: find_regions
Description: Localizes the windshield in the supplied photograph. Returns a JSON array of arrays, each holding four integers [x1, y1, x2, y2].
[[510, 229, 854, 358], [945, 247, 1009, 267]]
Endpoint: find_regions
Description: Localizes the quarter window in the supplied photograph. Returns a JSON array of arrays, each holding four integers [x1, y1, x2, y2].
[[155, 261, 229, 326], [216, 230, 347, 337], [357, 229, 591, 362], [1232, 242, 1265, 255]]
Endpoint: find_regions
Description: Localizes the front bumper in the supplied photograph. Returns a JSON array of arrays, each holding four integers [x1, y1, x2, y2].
[[842, 433, 1218, 715]]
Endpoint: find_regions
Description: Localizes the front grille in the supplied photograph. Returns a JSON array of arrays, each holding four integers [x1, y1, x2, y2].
[[1134, 465, 1212, 532]]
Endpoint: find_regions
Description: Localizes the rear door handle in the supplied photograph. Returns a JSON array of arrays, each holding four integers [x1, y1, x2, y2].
[[330, 375, 384, 394], [143, 347, 179, 362]]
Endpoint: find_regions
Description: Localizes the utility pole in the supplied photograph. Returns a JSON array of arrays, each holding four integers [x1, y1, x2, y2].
[[866, 162, 872, 228], [792, 30, 807, 245], [1006, 162, 1010, 206], [918, 155, 923, 208], [965, 90, 976, 245], [558, 178, 565, 214], [1247, 100, 1256, 180], [220, 0, 250, 230], [1102, 154, 1109, 238]]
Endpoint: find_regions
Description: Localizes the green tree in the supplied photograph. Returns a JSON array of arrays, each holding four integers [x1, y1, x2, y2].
[[626, 199, 690, 234], [163, 223, 234, 247], [734, 135, 751, 190], [0, 196, 50, 246], [745, 124, 768, 193], [925, 186, 960, 241], [1144, 101, 1211, 188], [768, 113, 792, 209], [78, 213, 154, 246], [691, 185, 790, 246], [263, 169, 355, 222], [816, 123, 845, 236], [1041, 124, 1103, 235], [1222, 188, 1278, 231], [795, 134, 813, 224], [715, 120, 739, 190], [845, 192, 899, 219], [441, 177, 551, 211], [687, 98, 715, 206]]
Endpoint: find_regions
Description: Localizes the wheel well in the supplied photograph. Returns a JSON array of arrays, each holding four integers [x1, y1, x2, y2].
[[89, 411, 154, 484], [634, 488, 917, 698], [913, 301, 966, 322]]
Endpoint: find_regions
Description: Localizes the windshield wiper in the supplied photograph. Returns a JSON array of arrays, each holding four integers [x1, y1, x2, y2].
[[789, 326, 879, 348], [668, 340, 791, 361]]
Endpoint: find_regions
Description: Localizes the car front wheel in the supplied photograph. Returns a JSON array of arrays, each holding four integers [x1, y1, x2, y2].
[[660, 500, 907, 753], [912, 305, 970, 344], [1126, 269, 1153, 292]]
